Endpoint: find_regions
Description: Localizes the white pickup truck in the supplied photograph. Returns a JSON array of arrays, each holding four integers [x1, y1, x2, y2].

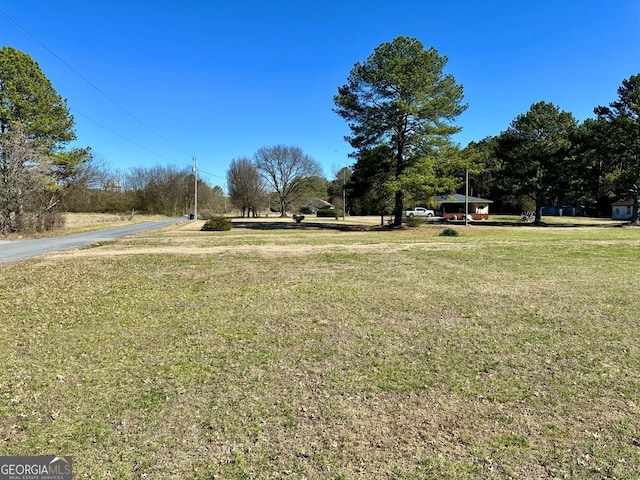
[[405, 207, 435, 217]]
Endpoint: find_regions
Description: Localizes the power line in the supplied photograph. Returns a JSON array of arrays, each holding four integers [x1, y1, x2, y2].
[[75, 107, 227, 181], [70, 108, 180, 164], [0, 7, 194, 158], [0, 7, 231, 185], [198, 168, 225, 180]]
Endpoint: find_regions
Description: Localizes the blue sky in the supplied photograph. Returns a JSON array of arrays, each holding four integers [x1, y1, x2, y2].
[[1, 1, 639, 187]]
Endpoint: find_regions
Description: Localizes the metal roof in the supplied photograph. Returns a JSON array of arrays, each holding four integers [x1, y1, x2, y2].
[[434, 194, 493, 204], [611, 199, 635, 206]]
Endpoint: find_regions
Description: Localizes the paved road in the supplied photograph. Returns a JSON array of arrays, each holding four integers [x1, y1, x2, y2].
[[0, 217, 186, 264]]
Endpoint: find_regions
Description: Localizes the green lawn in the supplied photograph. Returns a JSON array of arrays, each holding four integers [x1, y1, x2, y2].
[[1, 220, 639, 479]]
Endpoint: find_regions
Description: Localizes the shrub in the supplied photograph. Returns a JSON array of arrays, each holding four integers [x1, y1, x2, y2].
[[42, 211, 66, 231], [317, 209, 338, 219], [404, 216, 425, 227], [201, 217, 232, 231], [440, 227, 459, 237], [18, 211, 66, 233]]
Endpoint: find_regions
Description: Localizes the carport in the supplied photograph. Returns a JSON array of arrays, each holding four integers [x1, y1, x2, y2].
[[434, 194, 493, 220]]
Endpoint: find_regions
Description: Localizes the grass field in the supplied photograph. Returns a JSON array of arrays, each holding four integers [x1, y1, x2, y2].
[[1, 217, 639, 479], [62, 213, 171, 235]]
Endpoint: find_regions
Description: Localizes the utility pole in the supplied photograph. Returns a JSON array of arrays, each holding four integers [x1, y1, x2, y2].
[[342, 168, 346, 221], [464, 169, 469, 227], [193, 156, 198, 221], [222, 183, 227, 213]]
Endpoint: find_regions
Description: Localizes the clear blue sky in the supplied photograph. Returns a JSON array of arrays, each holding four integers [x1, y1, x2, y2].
[[1, 1, 639, 187]]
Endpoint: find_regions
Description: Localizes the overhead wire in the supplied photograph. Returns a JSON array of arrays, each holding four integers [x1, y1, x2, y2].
[[70, 108, 180, 164], [0, 6, 215, 176], [72, 106, 226, 181]]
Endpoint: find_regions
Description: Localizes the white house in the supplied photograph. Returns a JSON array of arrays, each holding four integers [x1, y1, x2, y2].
[[611, 199, 634, 220]]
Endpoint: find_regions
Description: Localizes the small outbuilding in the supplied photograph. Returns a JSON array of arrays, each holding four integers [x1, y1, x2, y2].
[[433, 193, 493, 221], [611, 199, 634, 220]]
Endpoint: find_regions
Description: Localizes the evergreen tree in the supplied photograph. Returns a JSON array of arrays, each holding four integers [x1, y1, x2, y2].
[[334, 36, 466, 225]]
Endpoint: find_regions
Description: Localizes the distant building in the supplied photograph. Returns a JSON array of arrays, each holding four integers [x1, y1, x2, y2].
[[433, 193, 493, 220], [541, 206, 582, 216], [611, 199, 634, 220]]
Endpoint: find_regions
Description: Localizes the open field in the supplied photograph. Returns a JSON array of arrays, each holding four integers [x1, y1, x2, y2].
[[1, 218, 639, 478], [62, 213, 172, 235]]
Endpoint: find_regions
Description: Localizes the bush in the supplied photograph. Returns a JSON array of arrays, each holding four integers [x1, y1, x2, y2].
[[43, 211, 66, 231], [316, 209, 338, 219], [201, 217, 232, 231], [404, 216, 425, 227], [439, 227, 459, 237], [17, 211, 66, 233]]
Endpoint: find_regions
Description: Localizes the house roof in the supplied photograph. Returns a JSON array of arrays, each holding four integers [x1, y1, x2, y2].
[[611, 199, 635, 206], [434, 194, 493, 204]]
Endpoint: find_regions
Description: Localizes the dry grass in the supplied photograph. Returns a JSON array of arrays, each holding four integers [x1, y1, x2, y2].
[[0, 213, 172, 239], [61, 213, 170, 235], [64, 213, 138, 226], [1, 219, 639, 479]]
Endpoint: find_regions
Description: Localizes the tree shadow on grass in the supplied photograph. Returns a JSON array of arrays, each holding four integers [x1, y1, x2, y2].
[[442, 220, 631, 228], [517, 221, 630, 228], [231, 220, 374, 232], [230, 219, 633, 232]]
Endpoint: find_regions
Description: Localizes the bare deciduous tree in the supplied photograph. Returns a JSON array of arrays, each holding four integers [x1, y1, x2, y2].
[[0, 127, 49, 233], [63, 164, 223, 217], [253, 145, 323, 216], [227, 157, 267, 217]]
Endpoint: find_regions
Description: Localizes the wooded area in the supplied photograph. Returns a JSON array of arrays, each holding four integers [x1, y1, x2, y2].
[[337, 38, 640, 223]]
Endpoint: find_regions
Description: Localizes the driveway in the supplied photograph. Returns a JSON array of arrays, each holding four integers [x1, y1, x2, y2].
[[0, 217, 186, 264]]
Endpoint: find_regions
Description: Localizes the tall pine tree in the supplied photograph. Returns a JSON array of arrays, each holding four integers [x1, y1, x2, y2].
[[334, 36, 466, 225]]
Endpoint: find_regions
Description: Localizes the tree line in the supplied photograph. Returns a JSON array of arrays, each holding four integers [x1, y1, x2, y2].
[[64, 165, 225, 218], [3, 40, 639, 233], [335, 36, 640, 225], [223, 37, 640, 225], [460, 85, 640, 223], [0, 46, 225, 232], [0, 46, 334, 229]]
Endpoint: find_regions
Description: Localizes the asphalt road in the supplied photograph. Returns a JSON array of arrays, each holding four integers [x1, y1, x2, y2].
[[0, 217, 186, 264]]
